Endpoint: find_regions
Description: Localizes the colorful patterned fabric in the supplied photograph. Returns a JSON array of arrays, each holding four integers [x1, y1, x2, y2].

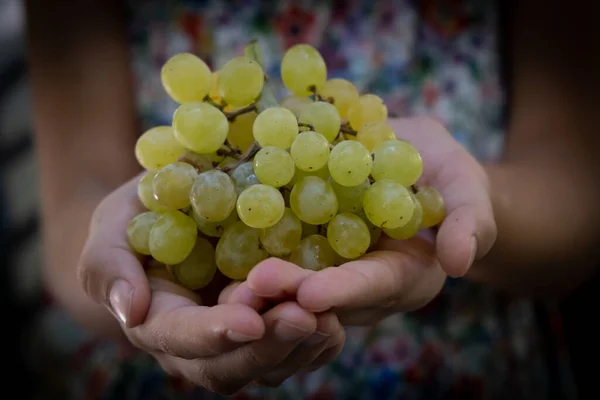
[[28, 0, 576, 399]]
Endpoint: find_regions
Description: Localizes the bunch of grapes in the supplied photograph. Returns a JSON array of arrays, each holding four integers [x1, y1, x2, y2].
[[128, 42, 446, 290]]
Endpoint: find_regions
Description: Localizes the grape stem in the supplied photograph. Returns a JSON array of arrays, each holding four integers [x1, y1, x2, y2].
[[218, 141, 261, 173], [410, 185, 419, 194], [203, 95, 226, 111], [309, 85, 331, 103], [298, 122, 315, 131], [216, 144, 242, 159], [340, 123, 357, 136], [224, 104, 257, 121]]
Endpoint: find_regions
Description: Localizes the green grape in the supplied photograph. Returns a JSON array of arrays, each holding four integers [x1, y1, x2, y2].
[[190, 170, 237, 222], [280, 95, 313, 117], [384, 193, 423, 240], [320, 78, 360, 120], [290, 131, 330, 172], [356, 211, 383, 248], [217, 56, 264, 107], [228, 110, 257, 152], [192, 208, 238, 237], [208, 71, 221, 101], [363, 180, 415, 229], [298, 101, 341, 142], [135, 126, 186, 171], [161, 53, 212, 104], [127, 212, 160, 255], [331, 178, 369, 213], [301, 221, 320, 238], [173, 102, 228, 154], [415, 186, 446, 228], [347, 94, 388, 130], [230, 162, 261, 195], [217, 156, 238, 169], [290, 176, 338, 225], [237, 184, 285, 229], [287, 165, 330, 188], [281, 44, 327, 96], [216, 221, 268, 280], [169, 237, 217, 290], [252, 147, 295, 188], [289, 234, 337, 271], [153, 162, 198, 210], [178, 150, 214, 172], [259, 208, 302, 256], [327, 213, 371, 259], [253, 106, 298, 149], [371, 139, 423, 186], [328, 141, 373, 187], [356, 122, 396, 152], [149, 210, 197, 265], [138, 172, 169, 213]]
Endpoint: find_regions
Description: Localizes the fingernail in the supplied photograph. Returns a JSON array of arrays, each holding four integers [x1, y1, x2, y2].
[[226, 330, 262, 343], [275, 320, 311, 342], [305, 331, 330, 346], [108, 280, 133, 326], [468, 237, 478, 268]]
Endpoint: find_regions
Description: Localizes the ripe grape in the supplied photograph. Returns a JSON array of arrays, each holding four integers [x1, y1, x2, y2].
[[363, 180, 415, 229], [347, 94, 388, 130], [216, 221, 268, 280], [320, 78, 359, 120], [169, 237, 217, 290], [290, 176, 338, 225], [228, 110, 257, 152], [153, 162, 198, 210], [208, 71, 221, 101], [415, 186, 446, 228], [384, 193, 423, 240], [290, 131, 330, 172], [127, 212, 160, 255], [149, 210, 197, 265], [289, 234, 336, 271], [178, 150, 214, 172], [281, 44, 327, 96], [192, 208, 238, 237], [138, 172, 169, 213], [253, 147, 295, 187], [146, 265, 176, 283], [190, 170, 237, 222], [230, 162, 260, 195], [371, 139, 423, 186], [253, 106, 298, 149], [280, 95, 313, 117], [217, 56, 264, 106], [259, 208, 302, 256], [356, 122, 396, 151], [161, 53, 212, 104], [327, 213, 371, 259], [328, 141, 373, 187], [356, 211, 383, 248], [135, 126, 186, 171], [287, 165, 330, 188], [237, 184, 285, 229], [298, 101, 341, 142], [173, 102, 228, 154], [331, 178, 369, 213]]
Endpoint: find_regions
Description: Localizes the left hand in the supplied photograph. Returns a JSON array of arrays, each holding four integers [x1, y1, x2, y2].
[[225, 117, 497, 326]]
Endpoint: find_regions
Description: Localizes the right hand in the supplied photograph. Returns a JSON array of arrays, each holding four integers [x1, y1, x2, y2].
[[77, 174, 345, 394]]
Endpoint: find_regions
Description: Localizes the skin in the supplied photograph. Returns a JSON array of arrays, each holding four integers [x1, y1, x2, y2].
[[25, 0, 600, 394]]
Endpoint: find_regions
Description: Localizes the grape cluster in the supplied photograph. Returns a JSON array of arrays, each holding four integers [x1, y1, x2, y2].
[[128, 43, 446, 290]]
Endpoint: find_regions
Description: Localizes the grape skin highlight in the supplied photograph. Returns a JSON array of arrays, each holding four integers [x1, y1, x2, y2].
[[290, 176, 338, 225], [153, 162, 198, 210], [161, 53, 212, 104], [289, 234, 337, 271], [347, 94, 388, 130], [298, 101, 341, 143], [384, 192, 423, 240], [371, 139, 423, 186], [259, 208, 302, 256], [190, 170, 237, 222], [363, 180, 415, 229], [290, 131, 330, 172], [230, 162, 261, 195], [281, 44, 327, 96], [415, 186, 446, 228], [216, 221, 268, 280], [253, 106, 298, 149], [127, 212, 160, 255], [135, 126, 186, 171], [149, 210, 198, 265], [138, 172, 169, 213], [237, 184, 285, 229], [327, 213, 371, 259], [218, 56, 264, 107], [173, 102, 229, 154], [253, 147, 295, 187], [169, 237, 217, 290], [328, 141, 373, 187]]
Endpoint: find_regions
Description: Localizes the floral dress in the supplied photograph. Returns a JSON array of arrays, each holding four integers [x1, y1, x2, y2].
[[28, 1, 576, 399]]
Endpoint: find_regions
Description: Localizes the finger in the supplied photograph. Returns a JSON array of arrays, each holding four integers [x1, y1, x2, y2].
[[246, 258, 315, 299], [297, 237, 445, 315], [219, 281, 269, 311], [304, 328, 346, 372], [77, 175, 151, 327]]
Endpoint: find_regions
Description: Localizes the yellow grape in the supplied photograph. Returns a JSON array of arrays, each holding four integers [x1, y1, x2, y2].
[[259, 208, 302, 256], [218, 56, 264, 107], [208, 71, 221, 101], [289, 234, 336, 271], [230, 162, 261, 195], [415, 186, 446, 228], [138, 172, 169, 213], [149, 210, 197, 265], [356, 122, 396, 151], [280, 95, 313, 117], [190, 170, 237, 222], [356, 211, 383, 248], [363, 180, 415, 229], [173, 102, 228, 154], [253, 106, 298, 149], [384, 192, 423, 240], [192, 208, 238, 237], [216, 221, 268, 280], [237, 184, 285, 229], [298, 101, 341, 142], [320, 78, 359, 120], [281, 44, 327, 96], [371, 139, 423, 186], [169, 237, 217, 290], [290, 131, 330, 172], [287, 165, 330, 188], [161, 53, 212, 104], [228, 110, 257, 152], [153, 162, 198, 210], [127, 211, 160, 255], [327, 213, 371, 259], [347, 94, 388, 130], [135, 126, 186, 171], [330, 178, 370, 213], [178, 150, 214, 172], [328, 141, 373, 187], [290, 176, 338, 225], [253, 147, 295, 187]]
